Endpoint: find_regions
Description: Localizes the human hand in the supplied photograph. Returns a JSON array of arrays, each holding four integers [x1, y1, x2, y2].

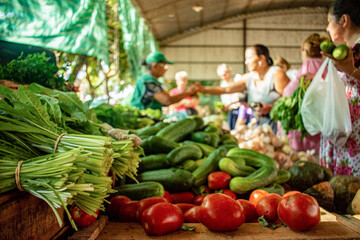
[[252, 102, 271, 116], [321, 47, 356, 75], [303, 73, 315, 83], [188, 82, 203, 95]]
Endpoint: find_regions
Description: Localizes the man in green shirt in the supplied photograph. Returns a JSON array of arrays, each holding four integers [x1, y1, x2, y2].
[[131, 52, 200, 110]]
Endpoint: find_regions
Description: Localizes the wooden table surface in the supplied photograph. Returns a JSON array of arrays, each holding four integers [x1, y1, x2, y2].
[[96, 221, 360, 240], [69, 208, 360, 240]]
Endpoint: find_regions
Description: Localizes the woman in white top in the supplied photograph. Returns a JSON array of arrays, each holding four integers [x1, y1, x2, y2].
[[201, 45, 290, 133]]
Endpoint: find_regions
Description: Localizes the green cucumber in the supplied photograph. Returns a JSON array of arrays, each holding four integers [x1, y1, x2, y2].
[[167, 144, 203, 166], [156, 117, 197, 142], [222, 139, 238, 145], [226, 148, 276, 168], [273, 169, 291, 184], [137, 168, 194, 192], [229, 166, 278, 194], [183, 140, 216, 156], [195, 157, 206, 167], [208, 132, 220, 147], [259, 183, 285, 196], [188, 115, 204, 130], [218, 144, 239, 152], [178, 159, 198, 172], [112, 181, 164, 200], [191, 131, 212, 144], [192, 147, 227, 187], [154, 121, 170, 129], [204, 124, 222, 135], [218, 157, 256, 177], [220, 134, 238, 143], [148, 135, 179, 154], [139, 138, 152, 155], [138, 154, 168, 172], [136, 125, 160, 138]]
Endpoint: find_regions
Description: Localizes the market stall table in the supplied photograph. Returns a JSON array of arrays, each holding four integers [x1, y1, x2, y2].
[[68, 209, 360, 240]]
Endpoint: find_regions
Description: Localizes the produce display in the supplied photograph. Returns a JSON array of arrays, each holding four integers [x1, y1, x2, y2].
[[1, 82, 359, 238], [0, 84, 142, 230]]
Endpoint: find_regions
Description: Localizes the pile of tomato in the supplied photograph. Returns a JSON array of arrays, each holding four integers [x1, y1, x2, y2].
[[101, 171, 321, 236]]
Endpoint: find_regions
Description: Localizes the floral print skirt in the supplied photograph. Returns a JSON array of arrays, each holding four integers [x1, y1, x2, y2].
[[319, 117, 360, 177]]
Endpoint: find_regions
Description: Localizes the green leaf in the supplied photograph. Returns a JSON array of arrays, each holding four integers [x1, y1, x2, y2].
[[258, 215, 281, 230], [0, 85, 19, 101], [17, 85, 58, 131], [56, 91, 84, 112], [181, 225, 195, 231], [38, 95, 63, 127]]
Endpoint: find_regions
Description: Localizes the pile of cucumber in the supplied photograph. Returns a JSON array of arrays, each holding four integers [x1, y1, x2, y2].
[[114, 116, 290, 199]]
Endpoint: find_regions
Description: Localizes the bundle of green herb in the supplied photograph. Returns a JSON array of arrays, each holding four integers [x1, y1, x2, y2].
[[270, 76, 310, 139], [0, 148, 91, 230], [0, 85, 114, 219]]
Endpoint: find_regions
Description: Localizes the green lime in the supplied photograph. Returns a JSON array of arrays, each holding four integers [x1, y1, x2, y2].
[[320, 40, 336, 54], [332, 44, 348, 60]]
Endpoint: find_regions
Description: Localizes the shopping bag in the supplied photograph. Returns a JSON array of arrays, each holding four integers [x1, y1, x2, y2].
[[300, 57, 352, 147]]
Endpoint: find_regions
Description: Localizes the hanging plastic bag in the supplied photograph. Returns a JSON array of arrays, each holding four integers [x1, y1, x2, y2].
[[300, 57, 352, 147]]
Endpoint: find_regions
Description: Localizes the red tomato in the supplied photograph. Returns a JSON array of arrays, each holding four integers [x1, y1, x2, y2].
[[107, 195, 131, 219], [175, 203, 196, 213], [70, 206, 99, 228], [141, 202, 184, 236], [278, 193, 321, 231], [198, 193, 245, 232], [118, 201, 139, 222], [256, 193, 282, 223], [136, 197, 168, 222], [184, 206, 200, 223], [171, 192, 195, 203], [193, 195, 206, 205], [221, 189, 237, 200], [207, 171, 232, 190], [237, 199, 258, 222], [281, 191, 301, 199], [163, 191, 173, 203], [249, 189, 269, 207]]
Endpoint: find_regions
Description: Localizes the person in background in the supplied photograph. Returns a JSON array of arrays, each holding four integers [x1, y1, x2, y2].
[[131, 52, 200, 110], [217, 63, 246, 130], [200, 45, 290, 133], [168, 71, 200, 115], [274, 56, 298, 82], [319, 0, 360, 177], [280, 33, 329, 155]]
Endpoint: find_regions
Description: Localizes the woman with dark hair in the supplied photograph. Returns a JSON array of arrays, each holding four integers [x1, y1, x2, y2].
[[131, 52, 200, 110], [319, 0, 360, 176], [200, 44, 290, 133]]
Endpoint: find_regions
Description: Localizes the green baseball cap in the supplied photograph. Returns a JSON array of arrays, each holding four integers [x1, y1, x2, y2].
[[145, 52, 174, 65]]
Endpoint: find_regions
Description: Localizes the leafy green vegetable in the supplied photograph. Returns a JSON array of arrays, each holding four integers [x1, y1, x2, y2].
[[270, 76, 310, 139], [0, 52, 72, 91]]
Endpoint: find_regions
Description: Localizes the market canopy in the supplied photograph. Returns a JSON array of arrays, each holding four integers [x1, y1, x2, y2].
[[129, 0, 333, 45], [0, 0, 109, 63]]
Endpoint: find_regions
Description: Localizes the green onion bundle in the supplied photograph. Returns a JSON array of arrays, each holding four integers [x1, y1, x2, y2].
[[0, 86, 114, 218], [111, 139, 143, 182], [0, 148, 89, 230]]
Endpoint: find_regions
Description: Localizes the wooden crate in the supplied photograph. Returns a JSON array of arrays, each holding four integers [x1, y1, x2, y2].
[[0, 191, 67, 240]]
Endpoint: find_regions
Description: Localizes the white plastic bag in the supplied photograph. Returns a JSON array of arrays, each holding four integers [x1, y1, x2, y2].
[[301, 58, 352, 147]]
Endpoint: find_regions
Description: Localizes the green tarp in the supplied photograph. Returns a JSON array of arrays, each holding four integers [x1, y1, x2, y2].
[[0, 0, 109, 64], [118, 0, 158, 80]]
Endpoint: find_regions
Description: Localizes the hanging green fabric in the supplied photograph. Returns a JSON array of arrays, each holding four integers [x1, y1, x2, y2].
[[0, 0, 109, 64], [118, 0, 158, 81]]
